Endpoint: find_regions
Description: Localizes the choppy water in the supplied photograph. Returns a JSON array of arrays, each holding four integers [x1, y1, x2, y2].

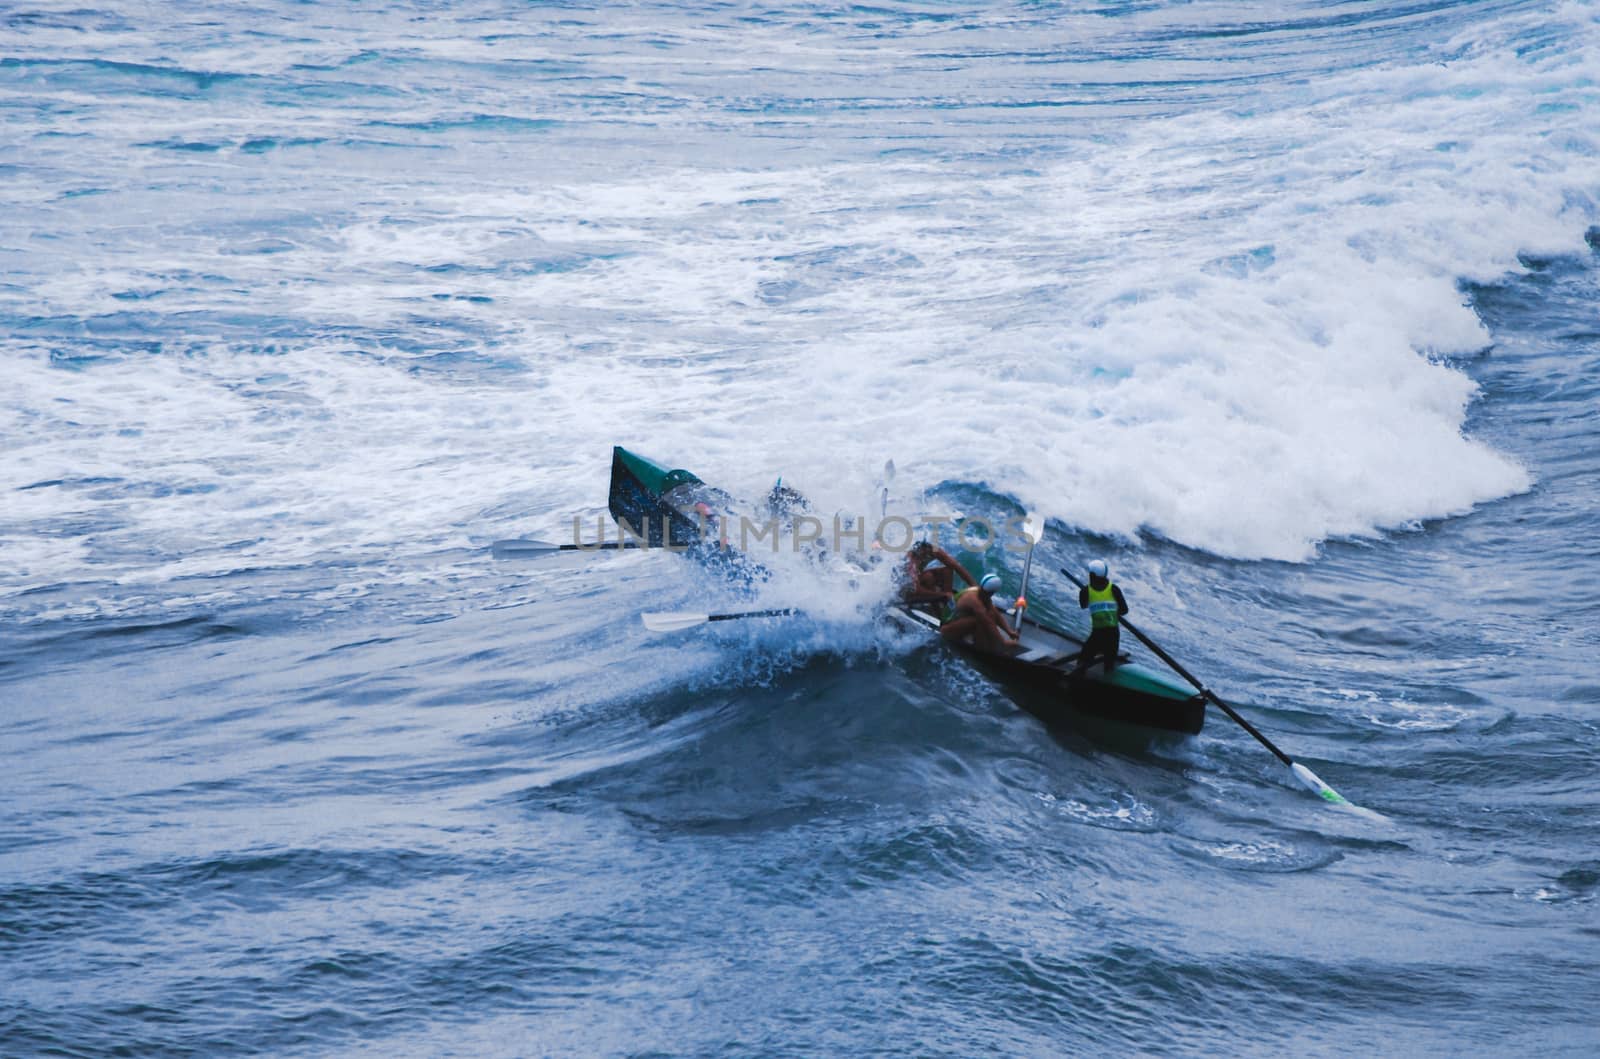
[[3, 2, 1598, 1055]]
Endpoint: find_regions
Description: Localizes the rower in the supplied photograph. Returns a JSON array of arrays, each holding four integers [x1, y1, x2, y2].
[[903, 539, 978, 615], [766, 477, 810, 518], [1073, 558, 1128, 677], [941, 572, 1021, 653], [693, 501, 731, 551]]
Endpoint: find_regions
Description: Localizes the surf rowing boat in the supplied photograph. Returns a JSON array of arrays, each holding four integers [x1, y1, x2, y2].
[[884, 604, 1204, 736], [607, 446, 1206, 738]]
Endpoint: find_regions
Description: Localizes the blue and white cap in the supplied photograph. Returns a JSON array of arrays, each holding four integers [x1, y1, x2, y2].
[[979, 573, 1003, 593], [1087, 559, 1109, 579]]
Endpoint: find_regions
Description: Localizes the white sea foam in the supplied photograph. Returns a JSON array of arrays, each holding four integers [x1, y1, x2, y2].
[[1, 1, 1596, 610]]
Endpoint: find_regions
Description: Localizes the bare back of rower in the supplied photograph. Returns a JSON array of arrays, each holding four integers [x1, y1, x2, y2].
[[940, 573, 1020, 654]]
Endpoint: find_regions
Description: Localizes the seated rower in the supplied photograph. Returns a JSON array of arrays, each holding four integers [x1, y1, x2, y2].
[[692, 501, 731, 551], [941, 572, 1021, 653], [766, 478, 810, 519], [902, 539, 978, 614]]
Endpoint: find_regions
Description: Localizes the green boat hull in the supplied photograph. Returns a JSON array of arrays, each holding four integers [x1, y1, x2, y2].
[[890, 606, 1204, 736], [610, 445, 1205, 737]]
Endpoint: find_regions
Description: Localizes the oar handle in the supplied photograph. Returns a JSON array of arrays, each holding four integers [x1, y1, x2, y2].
[[708, 608, 795, 622], [1012, 544, 1034, 632], [1059, 566, 1293, 768]]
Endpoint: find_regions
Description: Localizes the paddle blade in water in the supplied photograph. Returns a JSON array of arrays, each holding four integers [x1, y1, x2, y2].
[[1292, 762, 1350, 805]]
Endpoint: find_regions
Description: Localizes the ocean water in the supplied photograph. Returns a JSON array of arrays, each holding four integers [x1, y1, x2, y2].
[[3, 1, 1598, 1055]]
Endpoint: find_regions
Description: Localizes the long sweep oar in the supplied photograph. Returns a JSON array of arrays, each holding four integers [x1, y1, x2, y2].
[[641, 608, 797, 633], [1060, 566, 1362, 810]]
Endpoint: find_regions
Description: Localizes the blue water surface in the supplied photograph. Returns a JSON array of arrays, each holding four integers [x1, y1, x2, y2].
[[2, 2, 1598, 1055]]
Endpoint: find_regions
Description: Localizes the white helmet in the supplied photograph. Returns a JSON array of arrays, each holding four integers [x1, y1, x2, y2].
[[979, 572, 1003, 593], [1087, 559, 1109, 579]]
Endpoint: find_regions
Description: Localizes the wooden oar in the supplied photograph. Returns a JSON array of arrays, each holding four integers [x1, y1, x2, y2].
[[641, 608, 798, 633], [1060, 565, 1367, 811]]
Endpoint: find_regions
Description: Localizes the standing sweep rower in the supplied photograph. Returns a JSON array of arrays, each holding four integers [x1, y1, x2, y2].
[[1074, 559, 1128, 676]]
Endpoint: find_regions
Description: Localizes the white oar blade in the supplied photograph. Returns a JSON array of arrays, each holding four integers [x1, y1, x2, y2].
[[1290, 762, 1348, 805], [641, 611, 710, 633], [1292, 764, 1390, 821], [877, 460, 897, 517], [1022, 511, 1045, 545]]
